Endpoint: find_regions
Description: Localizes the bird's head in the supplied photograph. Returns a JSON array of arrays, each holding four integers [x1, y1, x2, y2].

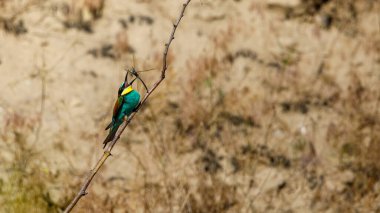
[[118, 68, 138, 96], [118, 65, 150, 96]]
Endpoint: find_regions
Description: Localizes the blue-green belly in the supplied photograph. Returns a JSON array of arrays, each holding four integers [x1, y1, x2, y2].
[[123, 90, 140, 116], [115, 90, 140, 122]]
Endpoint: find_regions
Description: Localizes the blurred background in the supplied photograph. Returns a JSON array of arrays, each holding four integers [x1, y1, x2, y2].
[[0, 0, 379, 212]]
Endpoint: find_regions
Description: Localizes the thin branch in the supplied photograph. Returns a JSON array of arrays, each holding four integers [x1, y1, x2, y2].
[[63, 1, 192, 212]]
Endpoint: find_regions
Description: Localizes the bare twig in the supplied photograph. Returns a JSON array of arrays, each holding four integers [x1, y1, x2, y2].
[[64, 1, 192, 212]]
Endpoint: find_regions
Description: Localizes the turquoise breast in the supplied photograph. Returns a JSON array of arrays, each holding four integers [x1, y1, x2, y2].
[[124, 90, 140, 116]]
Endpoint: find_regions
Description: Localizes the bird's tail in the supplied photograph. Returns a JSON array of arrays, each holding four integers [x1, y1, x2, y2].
[[103, 126, 119, 149], [105, 121, 113, 130]]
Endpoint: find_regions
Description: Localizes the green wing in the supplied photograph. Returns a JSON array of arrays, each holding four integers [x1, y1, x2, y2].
[[112, 96, 124, 119]]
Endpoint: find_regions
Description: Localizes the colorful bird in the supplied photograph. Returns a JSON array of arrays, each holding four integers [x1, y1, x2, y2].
[[103, 68, 148, 148]]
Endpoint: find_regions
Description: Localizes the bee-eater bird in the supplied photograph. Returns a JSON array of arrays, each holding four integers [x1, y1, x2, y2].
[[103, 68, 149, 148]]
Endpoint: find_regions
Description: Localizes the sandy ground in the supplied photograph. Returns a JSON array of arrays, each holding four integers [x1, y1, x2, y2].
[[0, 0, 379, 212]]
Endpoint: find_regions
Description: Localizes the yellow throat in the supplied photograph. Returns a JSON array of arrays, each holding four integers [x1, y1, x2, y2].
[[121, 85, 133, 95]]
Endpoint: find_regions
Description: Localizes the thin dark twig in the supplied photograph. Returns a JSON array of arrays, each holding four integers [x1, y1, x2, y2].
[[63, 1, 192, 212]]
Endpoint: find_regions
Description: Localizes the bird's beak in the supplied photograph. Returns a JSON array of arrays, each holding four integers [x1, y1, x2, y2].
[[129, 77, 137, 85], [124, 70, 129, 87]]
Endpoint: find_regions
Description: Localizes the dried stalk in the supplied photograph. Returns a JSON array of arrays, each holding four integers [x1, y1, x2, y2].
[[63, 1, 192, 212]]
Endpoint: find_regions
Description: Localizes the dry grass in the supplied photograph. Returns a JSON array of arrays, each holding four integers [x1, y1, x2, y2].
[[0, 113, 63, 212]]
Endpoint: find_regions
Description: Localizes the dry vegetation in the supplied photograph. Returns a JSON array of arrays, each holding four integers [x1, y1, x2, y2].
[[0, 0, 379, 212]]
